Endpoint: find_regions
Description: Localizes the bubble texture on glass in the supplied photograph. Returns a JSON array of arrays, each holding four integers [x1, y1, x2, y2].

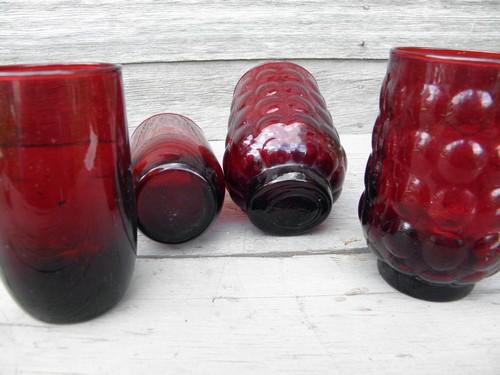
[[359, 48, 500, 286]]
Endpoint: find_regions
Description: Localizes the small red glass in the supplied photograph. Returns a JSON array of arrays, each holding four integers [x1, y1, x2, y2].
[[131, 113, 225, 244], [359, 47, 500, 301], [0, 63, 136, 322], [224, 62, 347, 235]]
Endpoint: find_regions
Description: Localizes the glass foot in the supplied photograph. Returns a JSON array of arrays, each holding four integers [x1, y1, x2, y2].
[[377, 260, 474, 302], [247, 166, 332, 235]]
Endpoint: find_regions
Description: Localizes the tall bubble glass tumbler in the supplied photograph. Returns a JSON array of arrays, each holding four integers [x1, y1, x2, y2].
[[224, 62, 347, 235], [0, 64, 137, 322], [359, 48, 499, 301]]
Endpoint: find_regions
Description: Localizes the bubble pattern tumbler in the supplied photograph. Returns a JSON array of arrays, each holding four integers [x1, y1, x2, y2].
[[359, 48, 500, 301], [224, 62, 347, 235]]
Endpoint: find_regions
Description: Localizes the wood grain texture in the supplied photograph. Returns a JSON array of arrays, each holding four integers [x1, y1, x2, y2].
[[0, 0, 499, 64], [1, 254, 499, 375], [122, 60, 386, 139], [137, 134, 371, 258]]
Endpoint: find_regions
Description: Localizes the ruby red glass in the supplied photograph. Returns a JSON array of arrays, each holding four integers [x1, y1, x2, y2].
[[359, 48, 500, 301], [0, 64, 137, 322], [131, 113, 225, 244], [224, 62, 347, 235]]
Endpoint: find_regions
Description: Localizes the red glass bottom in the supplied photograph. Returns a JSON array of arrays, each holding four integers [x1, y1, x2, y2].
[[246, 166, 333, 235], [136, 163, 218, 244], [377, 260, 475, 302], [0, 142, 136, 323], [0, 237, 135, 323]]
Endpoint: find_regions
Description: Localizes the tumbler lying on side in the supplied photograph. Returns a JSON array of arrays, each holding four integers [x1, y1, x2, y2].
[[131, 114, 225, 244], [0, 63, 137, 323], [359, 47, 500, 301], [224, 62, 346, 235]]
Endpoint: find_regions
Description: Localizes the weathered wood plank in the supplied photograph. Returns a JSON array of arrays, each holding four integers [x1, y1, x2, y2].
[[136, 134, 371, 258], [122, 60, 386, 139], [1, 254, 499, 375], [0, 0, 498, 64]]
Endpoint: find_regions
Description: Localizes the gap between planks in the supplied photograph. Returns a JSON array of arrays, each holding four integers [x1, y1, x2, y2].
[[137, 246, 370, 259], [120, 57, 389, 66]]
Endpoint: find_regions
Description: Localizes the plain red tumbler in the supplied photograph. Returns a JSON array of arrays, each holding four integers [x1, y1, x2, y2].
[[131, 114, 225, 244], [0, 63, 137, 322], [224, 62, 347, 235], [359, 48, 500, 301]]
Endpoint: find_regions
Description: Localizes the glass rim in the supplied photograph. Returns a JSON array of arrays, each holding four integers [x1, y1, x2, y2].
[[391, 47, 500, 68], [135, 112, 203, 131], [233, 60, 317, 95], [131, 112, 206, 146], [0, 63, 121, 79]]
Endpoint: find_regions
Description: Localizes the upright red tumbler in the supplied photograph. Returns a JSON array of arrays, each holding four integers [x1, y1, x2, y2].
[[131, 113, 225, 244], [0, 64, 137, 322], [224, 62, 347, 235], [359, 48, 500, 301]]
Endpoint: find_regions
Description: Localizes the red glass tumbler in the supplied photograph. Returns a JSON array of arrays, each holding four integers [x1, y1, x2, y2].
[[0, 64, 137, 322], [131, 114, 225, 244], [224, 62, 347, 235], [359, 48, 500, 301]]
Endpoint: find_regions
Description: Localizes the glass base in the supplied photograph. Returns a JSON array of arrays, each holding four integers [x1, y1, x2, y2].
[[247, 166, 332, 235], [1, 239, 136, 324], [377, 260, 474, 302], [136, 163, 218, 244]]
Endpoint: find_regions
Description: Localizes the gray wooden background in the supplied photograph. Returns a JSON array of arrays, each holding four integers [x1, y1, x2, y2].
[[1, 0, 499, 140]]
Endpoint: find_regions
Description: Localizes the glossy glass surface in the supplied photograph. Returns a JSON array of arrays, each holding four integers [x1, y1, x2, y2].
[[0, 63, 137, 322], [224, 62, 347, 235], [359, 48, 500, 301], [131, 114, 225, 244]]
